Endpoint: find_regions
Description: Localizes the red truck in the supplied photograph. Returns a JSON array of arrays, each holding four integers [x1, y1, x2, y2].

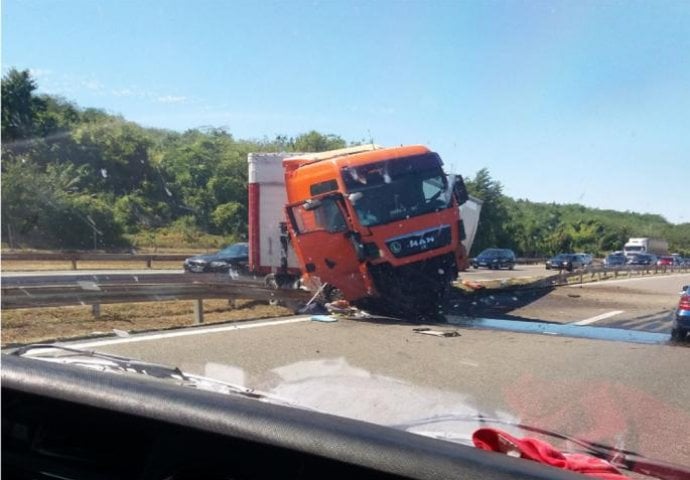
[[248, 145, 474, 317]]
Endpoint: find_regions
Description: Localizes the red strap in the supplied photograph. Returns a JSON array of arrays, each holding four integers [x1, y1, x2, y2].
[[472, 428, 629, 480]]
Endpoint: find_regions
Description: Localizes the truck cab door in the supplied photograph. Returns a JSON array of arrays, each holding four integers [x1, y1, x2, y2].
[[286, 196, 371, 301]]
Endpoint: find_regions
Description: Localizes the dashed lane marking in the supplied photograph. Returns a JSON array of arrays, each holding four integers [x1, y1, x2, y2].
[[572, 310, 625, 326]]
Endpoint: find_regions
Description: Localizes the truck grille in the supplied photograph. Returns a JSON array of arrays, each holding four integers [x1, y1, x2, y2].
[[385, 225, 451, 258]]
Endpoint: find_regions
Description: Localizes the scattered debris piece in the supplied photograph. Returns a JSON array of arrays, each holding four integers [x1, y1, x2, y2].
[[311, 315, 338, 323], [462, 279, 485, 290], [325, 299, 357, 315], [112, 329, 130, 337], [413, 327, 461, 338], [77, 281, 101, 291], [567, 294, 581, 298]]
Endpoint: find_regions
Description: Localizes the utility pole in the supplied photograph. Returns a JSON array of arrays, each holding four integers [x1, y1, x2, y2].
[[85, 215, 103, 251]]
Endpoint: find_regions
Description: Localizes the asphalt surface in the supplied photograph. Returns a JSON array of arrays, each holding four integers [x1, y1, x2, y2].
[[62, 272, 690, 468]]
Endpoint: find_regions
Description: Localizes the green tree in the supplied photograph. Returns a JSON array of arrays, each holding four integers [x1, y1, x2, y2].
[[1, 68, 41, 141], [292, 131, 346, 152], [465, 168, 511, 254]]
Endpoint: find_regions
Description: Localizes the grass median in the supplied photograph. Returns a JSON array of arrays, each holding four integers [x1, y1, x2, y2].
[[1, 299, 293, 347]]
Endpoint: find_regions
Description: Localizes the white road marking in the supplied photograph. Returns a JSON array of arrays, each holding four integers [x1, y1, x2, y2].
[[71, 316, 311, 348], [572, 310, 625, 326]]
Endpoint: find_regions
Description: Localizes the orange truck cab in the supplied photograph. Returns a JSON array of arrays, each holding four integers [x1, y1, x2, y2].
[[281, 145, 469, 317]]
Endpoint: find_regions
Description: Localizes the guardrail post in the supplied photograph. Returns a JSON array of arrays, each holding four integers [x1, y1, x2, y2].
[[194, 299, 204, 324], [71, 259, 78, 270], [92, 304, 100, 318], [146, 258, 152, 269]]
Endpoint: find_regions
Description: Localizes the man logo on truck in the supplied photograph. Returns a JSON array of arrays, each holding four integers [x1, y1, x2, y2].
[[389, 241, 403, 255], [409, 236, 436, 249]]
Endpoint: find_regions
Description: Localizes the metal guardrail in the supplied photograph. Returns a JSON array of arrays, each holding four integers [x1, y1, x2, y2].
[[1, 273, 311, 324], [544, 263, 690, 287], [2, 262, 687, 324], [2, 252, 189, 269]]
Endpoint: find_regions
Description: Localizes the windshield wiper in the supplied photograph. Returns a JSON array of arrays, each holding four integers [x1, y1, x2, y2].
[[9, 344, 298, 405], [12, 344, 190, 381]]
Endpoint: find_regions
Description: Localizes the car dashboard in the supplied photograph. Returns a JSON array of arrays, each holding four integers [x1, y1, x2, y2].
[[2, 354, 583, 480]]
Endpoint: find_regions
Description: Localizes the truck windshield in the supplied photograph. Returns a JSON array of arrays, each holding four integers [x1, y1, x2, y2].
[[342, 153, 450, 227], [625, 246, 643, 252]]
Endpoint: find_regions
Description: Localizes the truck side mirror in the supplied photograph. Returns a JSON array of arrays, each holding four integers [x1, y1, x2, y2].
[[303, 198, 323, 211], [452, 175, 469, 206]]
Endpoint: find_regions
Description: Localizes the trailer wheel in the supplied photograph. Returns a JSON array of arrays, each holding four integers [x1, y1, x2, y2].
[[264, 274, 282, 306]]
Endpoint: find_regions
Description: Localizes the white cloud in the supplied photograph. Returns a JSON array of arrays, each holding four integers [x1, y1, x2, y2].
[[156, 95, 187, 104], [111, 88, 137, 97], [81, 79, 104, 92], [28, 68, 53, 78]]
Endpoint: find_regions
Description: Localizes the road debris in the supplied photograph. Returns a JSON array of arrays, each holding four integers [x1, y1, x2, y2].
[[325, 299, 357, 315], [413, 327, 461, 338], [311, 315, 338, 323], [462, 279, 485, 290]]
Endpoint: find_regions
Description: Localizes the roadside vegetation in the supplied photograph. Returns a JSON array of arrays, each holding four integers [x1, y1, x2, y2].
[[3, 68, 689, 257]]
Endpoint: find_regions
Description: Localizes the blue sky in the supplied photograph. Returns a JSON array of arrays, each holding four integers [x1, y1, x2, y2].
[[3, 0, 689, 223]]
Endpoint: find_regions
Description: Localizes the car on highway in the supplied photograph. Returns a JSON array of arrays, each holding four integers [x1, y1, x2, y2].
[[627, 253, 657, 266], [576, 252, 593, 266], [603, 253, 627, 268], [657, 256, 674, 267], [671, 285, 690, 341], [545, 253, 585, 271], [470, 248, 516, 270], [671, 254, 686, 266], [183, 242, 249, 274]]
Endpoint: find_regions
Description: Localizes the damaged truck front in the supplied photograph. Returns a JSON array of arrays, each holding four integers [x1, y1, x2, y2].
[[248, 145, 474, 317]]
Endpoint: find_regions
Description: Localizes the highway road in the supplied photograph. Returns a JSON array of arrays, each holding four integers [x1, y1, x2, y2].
[[60, 272, 690, 468]]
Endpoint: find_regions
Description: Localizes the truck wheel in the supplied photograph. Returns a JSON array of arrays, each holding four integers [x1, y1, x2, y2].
[[264, 274, 283, 306]]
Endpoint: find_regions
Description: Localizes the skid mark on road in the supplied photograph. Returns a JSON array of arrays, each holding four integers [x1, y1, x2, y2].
[[71, 316, 310, 348], [604, 311, 673, 333]]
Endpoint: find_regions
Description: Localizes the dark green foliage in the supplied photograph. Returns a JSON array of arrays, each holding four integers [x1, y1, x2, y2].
[[2, 69, 688, 254]]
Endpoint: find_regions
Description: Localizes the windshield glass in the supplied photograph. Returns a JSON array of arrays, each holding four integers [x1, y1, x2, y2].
[[218, 244, 247, 257], [342, 153, 450, 227], [2, 1, 690, 478]]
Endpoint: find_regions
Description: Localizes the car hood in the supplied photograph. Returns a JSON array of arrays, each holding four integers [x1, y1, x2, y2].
[[12, 345, 690, 479], [188, 253, 245, 262]]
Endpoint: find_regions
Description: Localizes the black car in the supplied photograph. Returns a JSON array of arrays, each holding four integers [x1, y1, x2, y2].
[[183, 242, 249, 274], [626, 253, 656, 266], [545, 253, 584, 272], [603, 254, 627, 268], [471, 248, 516, 270]]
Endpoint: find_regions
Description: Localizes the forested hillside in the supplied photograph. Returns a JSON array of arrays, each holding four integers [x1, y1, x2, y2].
[[2, 69, 688, 255]]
